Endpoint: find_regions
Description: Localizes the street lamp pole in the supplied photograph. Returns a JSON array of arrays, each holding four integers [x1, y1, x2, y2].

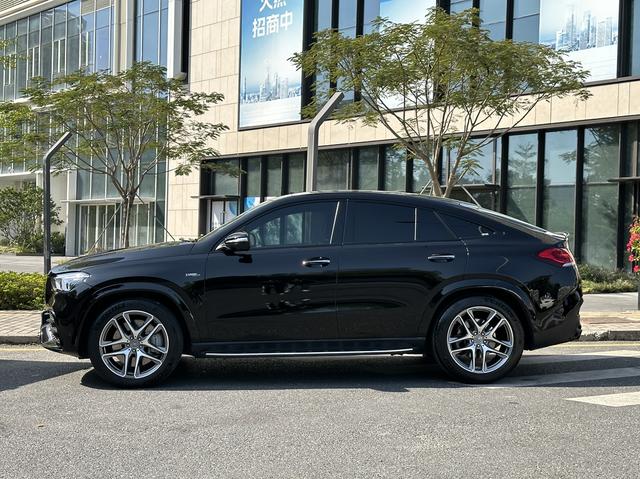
[[43, 131, 72, 274], [306, 91, 344, 192]]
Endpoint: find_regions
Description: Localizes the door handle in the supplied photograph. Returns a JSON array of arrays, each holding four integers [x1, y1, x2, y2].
[[302, 257, 331, 267], [428, 254, 456, 263]]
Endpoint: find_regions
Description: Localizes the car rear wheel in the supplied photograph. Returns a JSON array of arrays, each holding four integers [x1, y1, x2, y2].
[[432, 296, 524, 383], [88, 300, 183, 388]]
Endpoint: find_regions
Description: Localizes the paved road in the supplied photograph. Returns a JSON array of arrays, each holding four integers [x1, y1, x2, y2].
[[1, 343, 640, 478], [0, 254, 74, 273]]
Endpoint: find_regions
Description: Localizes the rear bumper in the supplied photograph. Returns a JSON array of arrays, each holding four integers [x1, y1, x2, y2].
[[530, 290, 583, 349]]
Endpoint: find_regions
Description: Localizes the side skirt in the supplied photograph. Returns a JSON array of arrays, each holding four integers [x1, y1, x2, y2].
[[191, 338, 426, 358]]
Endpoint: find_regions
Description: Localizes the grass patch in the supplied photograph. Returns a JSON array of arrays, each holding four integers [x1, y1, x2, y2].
[[578, 264, 636, 294]]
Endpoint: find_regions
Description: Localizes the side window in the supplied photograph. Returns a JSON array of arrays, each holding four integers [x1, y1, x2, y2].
[[345, 201, 415, 244], [242, 201, 338, 249], [440, 213, 494, 239], [417, 209, 455, 242]]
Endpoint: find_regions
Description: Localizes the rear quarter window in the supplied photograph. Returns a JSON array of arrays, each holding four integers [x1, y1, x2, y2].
[[439, 213, 494, 239]]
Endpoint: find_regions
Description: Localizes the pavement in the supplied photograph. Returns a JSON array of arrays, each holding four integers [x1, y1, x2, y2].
[[1, 342, 640, 477], [2, 293, 640, 345], [0, 254, 75, 274]]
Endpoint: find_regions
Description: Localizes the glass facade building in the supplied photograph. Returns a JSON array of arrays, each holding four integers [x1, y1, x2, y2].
[[3, 0, 640, 266], [0, 0, 170, 255]]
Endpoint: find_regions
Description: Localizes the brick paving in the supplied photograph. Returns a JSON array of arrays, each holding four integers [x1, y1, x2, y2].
[[0, 311, 40, 343]]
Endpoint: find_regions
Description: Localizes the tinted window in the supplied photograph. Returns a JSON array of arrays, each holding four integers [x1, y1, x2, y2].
[[345, 201, 415, 244], [243, 202, 338, 249], [440, 213, 493, 239], [417, 209, 455, 242]]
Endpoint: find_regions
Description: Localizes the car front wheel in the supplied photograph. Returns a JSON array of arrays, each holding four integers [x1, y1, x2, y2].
[[88, 300, 183, 387], [432, 296, 524, 383]]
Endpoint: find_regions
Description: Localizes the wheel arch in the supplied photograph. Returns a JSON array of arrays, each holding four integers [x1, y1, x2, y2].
[[76, 283, 197, 358], [423, 283, 536, 350]]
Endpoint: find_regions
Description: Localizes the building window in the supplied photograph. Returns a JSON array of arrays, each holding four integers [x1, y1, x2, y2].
[[357, 146, 379, 189], [506, 133, 537, 224], [581, 126, 620, 269], [384, 145, 407, 191], [480, 0, 508, 41], [266, 155, 283, 198], [513, 0, 540, 43], [288, 153, 306, 194], [318, 150, 350, 190], [450, 0, 473, 14], [136, 0, 169, 67], [543, 129, 577, 250]]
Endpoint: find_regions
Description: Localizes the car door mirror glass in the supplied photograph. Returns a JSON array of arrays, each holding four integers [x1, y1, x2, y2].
[[217, 232, 250, 252]]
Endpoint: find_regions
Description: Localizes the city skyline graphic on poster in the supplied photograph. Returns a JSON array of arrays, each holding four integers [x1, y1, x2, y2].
[[239, 0, 304, 128], [539, 0, 619, 82]]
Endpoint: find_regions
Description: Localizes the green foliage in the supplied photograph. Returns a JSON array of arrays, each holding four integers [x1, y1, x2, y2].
[[292, 7, 590, 196], [578, 264, 636, 294], [0, 271, 46, 310], [0, 62, 228, 248], [0, 184, 62, 253]]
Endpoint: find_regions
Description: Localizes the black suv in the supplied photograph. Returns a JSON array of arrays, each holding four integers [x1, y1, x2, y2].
[[41, 191, 582, 387]]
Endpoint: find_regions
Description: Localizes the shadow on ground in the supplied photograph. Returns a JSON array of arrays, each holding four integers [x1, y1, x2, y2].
[[79, 353, 640, 392], [0, 359, 91, 392]]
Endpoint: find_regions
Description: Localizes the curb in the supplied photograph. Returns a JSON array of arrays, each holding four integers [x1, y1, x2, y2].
[[579, 330, 640, 341], [0, 336, 39, 345]]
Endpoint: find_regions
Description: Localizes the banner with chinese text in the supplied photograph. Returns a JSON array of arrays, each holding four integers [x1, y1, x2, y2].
[[239, 0, 304, 128]]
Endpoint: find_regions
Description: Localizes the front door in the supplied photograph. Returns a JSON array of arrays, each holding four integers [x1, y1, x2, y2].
[[204, 200, 342, 342], [336, 200, 467, 339]]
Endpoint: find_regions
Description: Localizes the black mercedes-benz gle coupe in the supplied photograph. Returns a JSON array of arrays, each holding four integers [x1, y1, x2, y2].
[[41, 191, 582, 387]]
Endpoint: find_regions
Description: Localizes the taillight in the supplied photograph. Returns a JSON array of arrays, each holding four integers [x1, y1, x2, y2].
[[537, 247, 575, 267]]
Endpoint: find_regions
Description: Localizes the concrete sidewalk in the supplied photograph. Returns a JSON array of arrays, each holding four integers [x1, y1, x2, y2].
[[2, 293, 640, 345]]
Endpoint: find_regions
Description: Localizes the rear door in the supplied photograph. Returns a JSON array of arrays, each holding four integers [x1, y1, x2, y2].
[[336, 200, 467, 339]]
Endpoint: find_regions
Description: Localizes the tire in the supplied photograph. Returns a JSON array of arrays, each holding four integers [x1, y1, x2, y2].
[[88, 300, 184, 388], [431, 296, 524, 384]]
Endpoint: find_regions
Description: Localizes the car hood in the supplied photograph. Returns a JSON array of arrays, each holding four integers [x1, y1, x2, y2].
[[52, 241, 196, 273]]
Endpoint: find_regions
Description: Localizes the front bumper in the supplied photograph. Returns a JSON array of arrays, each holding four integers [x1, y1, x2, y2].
[[40, 310, 63, 352]]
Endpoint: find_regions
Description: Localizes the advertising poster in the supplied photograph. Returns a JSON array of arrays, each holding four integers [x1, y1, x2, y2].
[[539, 0, 618, 82], [239, 0, 304, 128]]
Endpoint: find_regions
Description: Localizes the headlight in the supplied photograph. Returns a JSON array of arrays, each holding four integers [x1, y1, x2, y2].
[[53, 272, 91, 291]]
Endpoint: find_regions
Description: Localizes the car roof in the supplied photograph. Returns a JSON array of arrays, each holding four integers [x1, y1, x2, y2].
[[271, 190, 473, 211]]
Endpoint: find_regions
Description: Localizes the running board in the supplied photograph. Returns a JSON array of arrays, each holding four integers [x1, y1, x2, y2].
[[204, 348, 416, 358]]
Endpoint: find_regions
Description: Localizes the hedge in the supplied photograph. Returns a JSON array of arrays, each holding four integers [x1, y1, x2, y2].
[[0, 271, 47, 310], [578, 264, 636, 294]]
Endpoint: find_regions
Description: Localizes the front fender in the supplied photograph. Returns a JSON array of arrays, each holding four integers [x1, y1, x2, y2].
[[76, 280, 202, 356]]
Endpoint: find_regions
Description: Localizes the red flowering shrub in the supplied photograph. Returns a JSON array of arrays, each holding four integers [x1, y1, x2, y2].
[[627, 217, 640, 273]]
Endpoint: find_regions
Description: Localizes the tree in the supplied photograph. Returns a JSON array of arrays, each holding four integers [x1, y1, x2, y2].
[[0, 184, 61, 252], [0, 62, 228, 248], [292, 7, 590, 197]]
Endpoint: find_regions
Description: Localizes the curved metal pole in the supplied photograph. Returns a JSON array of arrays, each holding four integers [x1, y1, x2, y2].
[[306, 91, 344, 192], [43, 131, 73, 274]]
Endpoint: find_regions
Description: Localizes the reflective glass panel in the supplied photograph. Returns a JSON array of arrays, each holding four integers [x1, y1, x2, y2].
[[543, 130, 577, 249]]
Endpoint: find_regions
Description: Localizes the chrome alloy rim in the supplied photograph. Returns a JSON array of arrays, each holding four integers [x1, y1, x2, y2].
[[446, 306, 514, 374], [99, 310, 169, 379]]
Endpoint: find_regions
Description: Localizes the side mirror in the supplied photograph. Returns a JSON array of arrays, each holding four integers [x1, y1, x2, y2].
[[217, 231, 250, 252]]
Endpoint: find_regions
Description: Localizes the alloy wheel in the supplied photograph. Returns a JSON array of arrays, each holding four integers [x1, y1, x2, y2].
[[98, 310, 169, 379], [446, 306, 514, 374]]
